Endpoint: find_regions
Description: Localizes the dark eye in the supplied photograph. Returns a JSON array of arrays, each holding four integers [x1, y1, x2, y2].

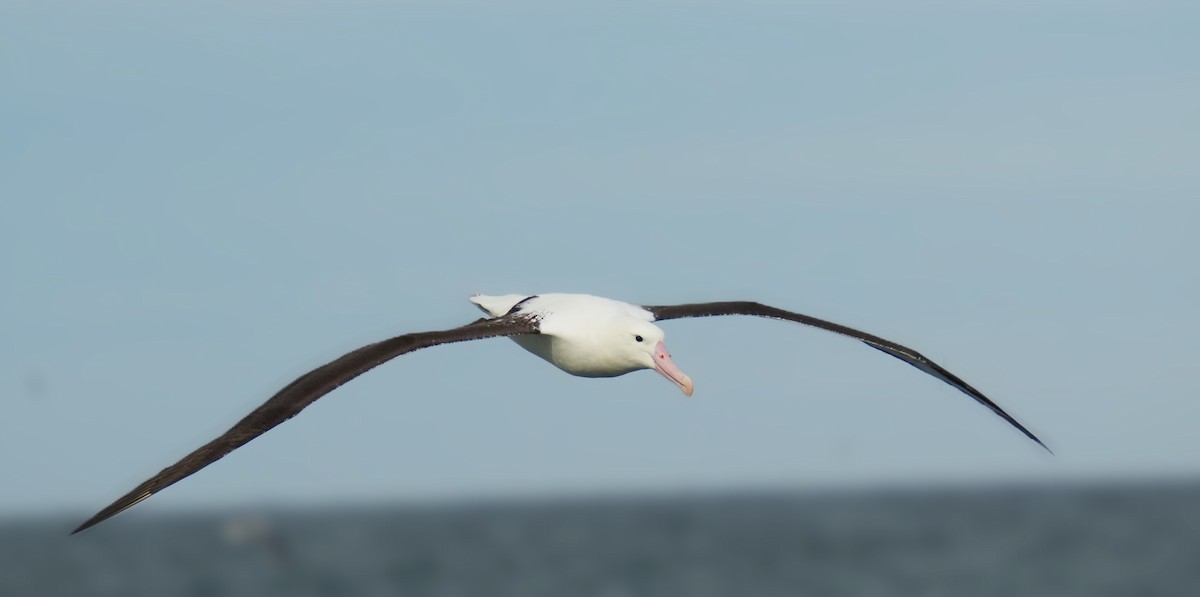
[[635, 335, 644, 343]]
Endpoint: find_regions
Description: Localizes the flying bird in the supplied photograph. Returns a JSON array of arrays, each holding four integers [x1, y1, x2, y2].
[[72, 293, 1048, 534]]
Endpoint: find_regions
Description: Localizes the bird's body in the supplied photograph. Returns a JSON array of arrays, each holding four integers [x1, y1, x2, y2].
[[72, 292, 1048, 534], [470, 293, 676, 380]]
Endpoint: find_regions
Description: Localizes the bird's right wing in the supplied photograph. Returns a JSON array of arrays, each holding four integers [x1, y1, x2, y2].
[[73, 314, 541, 534]]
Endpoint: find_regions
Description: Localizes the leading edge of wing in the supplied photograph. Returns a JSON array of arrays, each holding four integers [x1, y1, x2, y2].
[[644, 301, 1050, 453], [71, 314, 540, 535]]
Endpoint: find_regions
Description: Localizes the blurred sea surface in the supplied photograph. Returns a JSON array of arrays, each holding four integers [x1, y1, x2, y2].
[[4, 481, 1198, 597]]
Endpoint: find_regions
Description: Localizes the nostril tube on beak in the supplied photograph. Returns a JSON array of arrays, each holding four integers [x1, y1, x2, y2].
[[651, 340, 693, 396]]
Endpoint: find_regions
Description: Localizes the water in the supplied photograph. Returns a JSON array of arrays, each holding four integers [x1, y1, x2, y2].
[[5, 481, 1198, 596]]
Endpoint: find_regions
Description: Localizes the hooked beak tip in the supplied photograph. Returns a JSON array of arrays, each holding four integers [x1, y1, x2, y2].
[[652, 340, 693, 397]]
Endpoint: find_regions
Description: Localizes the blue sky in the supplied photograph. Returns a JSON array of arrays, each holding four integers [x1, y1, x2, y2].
[[2, 1, 1198, 518]]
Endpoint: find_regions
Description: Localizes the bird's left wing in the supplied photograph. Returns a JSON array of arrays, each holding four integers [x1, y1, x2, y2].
[[72, 314, 540, 534], [644, 301, 1049, 453]]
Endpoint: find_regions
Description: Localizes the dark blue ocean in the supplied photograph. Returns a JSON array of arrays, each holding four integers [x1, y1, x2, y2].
[[5, 481, 1198, 596]]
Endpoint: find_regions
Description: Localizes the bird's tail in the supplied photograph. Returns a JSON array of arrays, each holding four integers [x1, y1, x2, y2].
[[468, 294, 533, 318]]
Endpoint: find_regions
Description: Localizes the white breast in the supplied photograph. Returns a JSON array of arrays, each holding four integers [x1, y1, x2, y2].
[[469, 293, 656, 377]]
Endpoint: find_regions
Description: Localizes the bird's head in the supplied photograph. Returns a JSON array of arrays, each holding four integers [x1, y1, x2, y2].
[[621, 320, 694, 396]]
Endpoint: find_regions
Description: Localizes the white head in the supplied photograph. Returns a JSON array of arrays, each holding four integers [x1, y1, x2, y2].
[[603, 319, 695, 396]]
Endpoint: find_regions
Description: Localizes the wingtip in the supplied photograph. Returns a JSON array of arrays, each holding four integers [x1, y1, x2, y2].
[[70, 507, 121, 535], [70, 490, 155, 536], [1020, 428, 1053, 455], [70, 507, 125, 536], [1035, 438, 1054, 456], [70, 518, 98, 536]]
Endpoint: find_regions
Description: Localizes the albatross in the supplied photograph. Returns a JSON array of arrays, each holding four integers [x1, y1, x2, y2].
[[72, 293, 1048, 534]]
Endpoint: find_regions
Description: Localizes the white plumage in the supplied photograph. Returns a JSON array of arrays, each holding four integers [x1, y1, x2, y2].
[[471, 293, 692, 392]]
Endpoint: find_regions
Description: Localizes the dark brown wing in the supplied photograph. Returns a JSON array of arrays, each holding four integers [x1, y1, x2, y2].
[[72, 314, 541, 534], [644, 301, 1049, 453]]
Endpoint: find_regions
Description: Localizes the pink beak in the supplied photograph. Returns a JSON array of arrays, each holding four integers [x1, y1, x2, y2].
[[652, 340, 694, 396]]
